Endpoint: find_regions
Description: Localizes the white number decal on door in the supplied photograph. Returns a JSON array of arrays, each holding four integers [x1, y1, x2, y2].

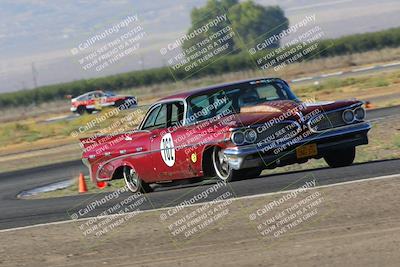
[[160, 133, 175, 167]]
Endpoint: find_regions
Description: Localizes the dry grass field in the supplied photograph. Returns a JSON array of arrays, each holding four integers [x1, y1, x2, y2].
[[0, 47, 399, 173]]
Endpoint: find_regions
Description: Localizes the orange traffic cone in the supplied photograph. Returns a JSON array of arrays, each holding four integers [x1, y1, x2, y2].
[[96, 181, 108, 189], [78, 173, 88, 193], [365, 101, 374, 109]]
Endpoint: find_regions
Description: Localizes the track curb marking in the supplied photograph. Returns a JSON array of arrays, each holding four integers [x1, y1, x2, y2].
[[290, 61, 400, 83]]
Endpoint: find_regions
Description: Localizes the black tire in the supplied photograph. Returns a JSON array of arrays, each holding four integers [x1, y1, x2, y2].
[[126, 97, 137, 108], [77, 106, 86, 115], [240, 168, 263, 179], [324, 146, 356, 168], [189, 177, 204, 184], [123, 166, 153, 193], [115, 100, 125, 109], [212, 147, 242, 182]]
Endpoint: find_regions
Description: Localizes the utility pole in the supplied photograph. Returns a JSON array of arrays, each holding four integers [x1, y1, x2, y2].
[[139, 54, 144, 70], [31, 62, 38, 88]]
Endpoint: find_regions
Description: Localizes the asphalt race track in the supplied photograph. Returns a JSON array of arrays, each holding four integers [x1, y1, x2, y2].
[[0, 106, 399, 231]]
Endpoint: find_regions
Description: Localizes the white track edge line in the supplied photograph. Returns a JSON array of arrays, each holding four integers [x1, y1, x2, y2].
[[351, 66, 376, 72], [291, 77, 313, 82], [320, 71, 343, 77], [382, 62, 400, 67]]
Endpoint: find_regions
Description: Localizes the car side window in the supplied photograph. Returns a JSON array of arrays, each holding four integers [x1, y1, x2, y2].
[[142, 105, 161, 130], [78, 95, 88, 101], [154, 104, 167, 129], [170, 102, 184, 127], [142, 102, 184, 130], [94, 92, 103, 98]]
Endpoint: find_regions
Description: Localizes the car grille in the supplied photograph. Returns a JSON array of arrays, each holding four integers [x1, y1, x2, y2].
[[254, 121, 300, 144], [308, 110, 346, 131]]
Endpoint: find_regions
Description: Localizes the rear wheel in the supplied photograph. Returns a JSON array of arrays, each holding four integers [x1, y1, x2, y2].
[[324, 146, 356, 168], [123, 167, 153, 193], [77, 106, 86, 115]]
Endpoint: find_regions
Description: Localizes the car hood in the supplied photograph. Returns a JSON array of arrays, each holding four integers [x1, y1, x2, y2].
[[219, 99, 361, 128]]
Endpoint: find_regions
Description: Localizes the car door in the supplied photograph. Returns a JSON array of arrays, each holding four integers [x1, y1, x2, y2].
[[93, 91, 104, 109], [148, 101, 192, 181], [132, 104, 161, 182], [86, 93, 96, 108], [164, 101, 195, 179], [98, 91, 108, 107], [148, 103, 171, 180]]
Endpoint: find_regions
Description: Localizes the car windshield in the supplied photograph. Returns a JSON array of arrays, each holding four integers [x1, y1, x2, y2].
[[186, 80, 297, 124]]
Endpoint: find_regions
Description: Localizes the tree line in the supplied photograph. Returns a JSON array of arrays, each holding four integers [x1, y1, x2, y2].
[[1, 26, 400, 108]]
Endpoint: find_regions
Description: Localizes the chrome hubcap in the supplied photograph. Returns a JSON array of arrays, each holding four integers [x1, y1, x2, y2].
[[213, 148, 230, 180], [123, 168, 139, 192]]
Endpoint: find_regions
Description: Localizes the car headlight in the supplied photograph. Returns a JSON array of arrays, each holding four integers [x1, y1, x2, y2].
[[342, 110, 355, 123], [354, 107, 365, 121], [231, 131, 245, 145], [244, 129, 257, 143]]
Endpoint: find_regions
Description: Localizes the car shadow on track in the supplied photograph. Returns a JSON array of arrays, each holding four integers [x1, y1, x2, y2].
[[245, 158, 400, 180], [151, 158, 400, 193]]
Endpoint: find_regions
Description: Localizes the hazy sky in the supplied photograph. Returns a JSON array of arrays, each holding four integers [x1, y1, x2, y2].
[[0, 0, 399, 93]]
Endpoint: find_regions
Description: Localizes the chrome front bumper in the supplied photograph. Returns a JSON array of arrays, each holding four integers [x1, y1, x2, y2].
[[223, 122, 371, 170]]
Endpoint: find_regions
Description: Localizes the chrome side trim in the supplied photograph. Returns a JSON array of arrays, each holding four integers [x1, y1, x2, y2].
[[94, 138, 231, 181], [95, 152, 139, 181]]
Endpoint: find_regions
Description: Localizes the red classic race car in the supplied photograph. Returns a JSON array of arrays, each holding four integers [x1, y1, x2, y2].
[[70, 90, 137, 115], [81, 78, 371, 193]]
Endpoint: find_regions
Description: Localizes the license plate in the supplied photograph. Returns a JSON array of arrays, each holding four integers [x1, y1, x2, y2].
[[296, 143, 318, 159]]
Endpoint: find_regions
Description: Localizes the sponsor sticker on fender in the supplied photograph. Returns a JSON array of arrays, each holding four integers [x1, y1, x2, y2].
[[160, 133, 175, 167], [191, 153, 197, 163]]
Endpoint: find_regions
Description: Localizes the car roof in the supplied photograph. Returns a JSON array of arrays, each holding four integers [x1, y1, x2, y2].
[[158, 77, 283, 102], [78, 90, 104, 97]]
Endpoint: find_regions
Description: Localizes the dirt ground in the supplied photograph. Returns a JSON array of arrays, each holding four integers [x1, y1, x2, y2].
[[1, 175, 399, 267]]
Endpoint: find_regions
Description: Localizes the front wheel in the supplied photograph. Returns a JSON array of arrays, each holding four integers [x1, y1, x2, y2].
[[241, 168, 263, 179], [324, 146, 356, 168], [212, 147, 241, 182], [123, 167, 153, 193], [115, 100, 125, 108]]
